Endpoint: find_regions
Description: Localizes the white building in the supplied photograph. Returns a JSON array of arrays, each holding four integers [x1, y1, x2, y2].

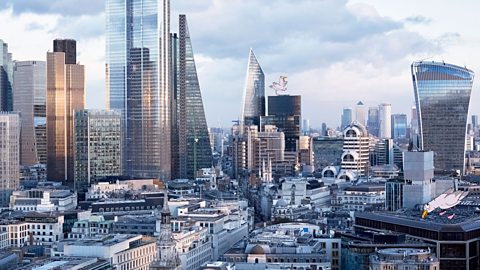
[[0, 112, 20, 206], [68, 215, 114, 239], [369, 248, 439, 270], [0, 221, 28, 248], [378, 103, 392, 139], [10, 189, 77, 212], [175, 226, 213, 270], [355, 101, 366, 127], [23, 212, 65, 246], [339, 122, 370, 179], [337, 181, 386, 211], [52, 234, 156, 270], [279, 178, 330, 207]]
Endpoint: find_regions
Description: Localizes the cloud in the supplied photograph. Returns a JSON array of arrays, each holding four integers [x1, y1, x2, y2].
[[405, 15, 432, 24], [51, 13, 105, 40], [0, 0, 104, 16]]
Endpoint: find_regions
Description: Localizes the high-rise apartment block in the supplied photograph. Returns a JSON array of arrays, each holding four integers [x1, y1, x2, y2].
[[411, 61, 474, 173], [46, 39, 85, 184], [13, 60, 47, 165], [0, 112, 20, 206], [74, 109, 122, 193], [171, 15, 212, 179], [0, 40, 13, 111], [241, 49, 265, 128]]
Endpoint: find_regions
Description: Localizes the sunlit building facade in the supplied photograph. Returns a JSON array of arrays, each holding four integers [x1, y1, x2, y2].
[[241, 49, 265, 128], [411, 61, 474, 173], [106, 0, 171, 180], [13, 60, 47, 165], [171, 15, 212, 179], [46, 39, 85, 184], [0, 112, 20, 206]]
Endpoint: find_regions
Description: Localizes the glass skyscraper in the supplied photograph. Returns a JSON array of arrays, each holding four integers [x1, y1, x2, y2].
[[0, 39, 13, 111], [341, 107, 353, 130], [171, 15, 212, 179], [241, 49, 265, 127], [411, 61, 475, 173], [106, 0, 171, 179], [391, 114, 407, 140]]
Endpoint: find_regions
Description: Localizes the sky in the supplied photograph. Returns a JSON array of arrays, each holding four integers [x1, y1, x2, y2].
[[0, 0, 479, 129]]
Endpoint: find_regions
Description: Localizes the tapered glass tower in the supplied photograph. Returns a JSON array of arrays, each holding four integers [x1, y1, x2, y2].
[[106, 0, 171, 179], [171, 15, 212, 179], [411, 61, 474, 173], [241, 49, 265, 127]]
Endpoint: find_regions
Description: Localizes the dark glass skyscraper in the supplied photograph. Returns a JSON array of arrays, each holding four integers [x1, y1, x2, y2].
[[171, 15, 212, 179], [106, 0, 171, 179], [0, 39, 13, 111], [411, 61, 474, 173], [367, 106, 380, 137], [53, 39, 77, 65], [241, 49, 265, 127]]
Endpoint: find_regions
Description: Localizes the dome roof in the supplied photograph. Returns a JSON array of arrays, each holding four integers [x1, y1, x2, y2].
[[275, 198, 288, 207], [250, 245, 266, 254]]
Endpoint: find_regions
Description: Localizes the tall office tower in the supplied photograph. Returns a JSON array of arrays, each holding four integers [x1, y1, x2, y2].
[[367, 106, 380, 137], [355, 101, 366, 126], [302, 118, 310, 135], [262, 95, 301, 152], [74, 109, 122, 193], [321, 122, 327, 136], [171, 15, 212, 179], [391, 114, 407, 140], [0, 40, 13, 111], [46, 39, 85, 184], [106, 0, 171, 180], [412, 61, 475, 173], [339, 122, 370, 179], [231, 124, 259, 183], [53, 39, 76, 64], [410, 106, 419, 146], [472, 115, 478, 131], [378, 103, 392, 139], [13, 61, 47, 166], [341, 107, 353, 130], [241, 49, 265, 128], [0, 113, 19, 206]]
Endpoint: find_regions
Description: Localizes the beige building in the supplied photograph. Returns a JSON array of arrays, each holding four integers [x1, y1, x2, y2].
[[0, 112, 20, 206], [369, 248, 439, 270], [46, 39, 85, 184]]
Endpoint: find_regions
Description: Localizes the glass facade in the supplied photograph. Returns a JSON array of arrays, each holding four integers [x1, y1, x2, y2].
[[391, 114, 407, 140], [367, 107, 380, 137], [171, 15, 212, 179], [411, 61, 474, 173], [0, 40, 13, 111], [13, 61, 47, 166], [341, 108, 352, 130], [242, 49, 265, 127], [0, 113, 19, 206], [46, 51, 85, 183], [106, 0, 171, 179], [74, 109, 122, 193]]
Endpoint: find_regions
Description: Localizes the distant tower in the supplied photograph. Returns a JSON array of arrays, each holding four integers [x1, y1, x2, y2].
[[241, 49, 265, 128], [391, 114, 407, 139], [321, 123, 327, 136], [412, 61, 474, 174], [0, 112, 19, 206], [355, 101, 366, 126], [341, 107, 353, 130], [367, 106, 380, 137], [47, 39, 85, 185], [0, 39, 13, 111], [379, 103, 392, 139], [150, 191, 181, 270]]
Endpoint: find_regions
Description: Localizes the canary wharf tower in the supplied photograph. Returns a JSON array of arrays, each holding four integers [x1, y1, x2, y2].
[[411, 61, 474, 174], [106, 0, 171, 179]]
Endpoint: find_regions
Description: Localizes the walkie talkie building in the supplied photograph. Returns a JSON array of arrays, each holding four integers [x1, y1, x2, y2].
[[411, 61, 474, 174]]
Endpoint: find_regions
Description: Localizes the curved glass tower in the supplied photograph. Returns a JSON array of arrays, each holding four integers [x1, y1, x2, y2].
[[411, 61, 474, 173], [241, 49, 265, 128]]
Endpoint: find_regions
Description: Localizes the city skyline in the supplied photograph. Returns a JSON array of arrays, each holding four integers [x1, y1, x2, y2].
[[0, 0, 479, 129]]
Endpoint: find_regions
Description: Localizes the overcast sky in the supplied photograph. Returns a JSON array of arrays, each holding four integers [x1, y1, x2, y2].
[[1, 0, 478, 128]]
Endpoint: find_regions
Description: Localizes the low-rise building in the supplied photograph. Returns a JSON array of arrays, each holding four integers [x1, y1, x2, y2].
[[369, 248, 439, 270], [68, 216, 114, 239], [22, 212, 65, 246], [10, 189, 77, 212], [16, 256, 111, 270], [0, 220, 28, 248], [337, 181, 385, 211]]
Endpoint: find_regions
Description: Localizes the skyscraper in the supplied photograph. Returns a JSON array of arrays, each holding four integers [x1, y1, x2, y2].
[[262, 95, 301, 152], [241, 49, 265, 127], [379, 103, 392, 139], [411, 61, 475, 173], [341, 107, 353, 130], [171, 15, 212, 179], [0, 39, 13, 111], [355, 101, 366, 126], [74, 109, 122, 193], [53, 39, 77, 65], [391, 114, 407, 140], [410, 106, 419, 147], [46, 39, 85, 184], [472, 115, 478, 131], [367, 106, 380, 137], [13, 60, 47, 166], [0, 112, 19, 206], [106, 0, 171, 180]]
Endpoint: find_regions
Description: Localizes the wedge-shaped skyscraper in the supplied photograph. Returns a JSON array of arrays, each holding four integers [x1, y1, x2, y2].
[[241, 49, 265, 128], [171, 15, 212, 179], [411, 61, 474, 173]]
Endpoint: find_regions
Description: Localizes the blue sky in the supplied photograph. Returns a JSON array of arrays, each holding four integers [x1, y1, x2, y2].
[[0, 0, 478, 128]]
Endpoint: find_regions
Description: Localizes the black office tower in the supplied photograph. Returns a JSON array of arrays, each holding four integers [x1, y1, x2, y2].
[[262, 95, 301, 151], [53, 39, 77, 64]]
